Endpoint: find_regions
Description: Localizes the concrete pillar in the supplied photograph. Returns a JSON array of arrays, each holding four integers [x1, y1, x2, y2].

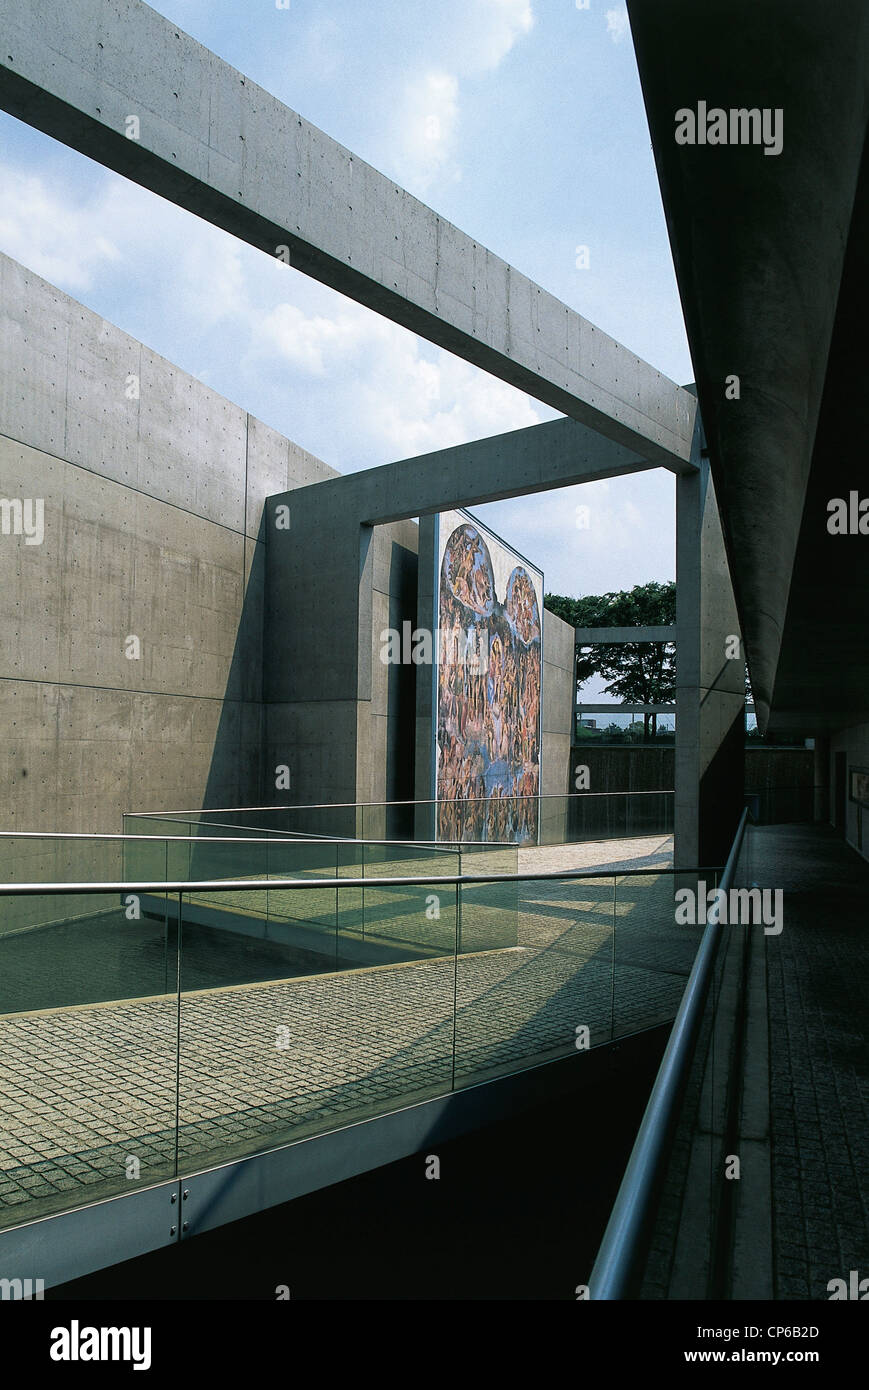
[[676, 450, 745, 867], [264, 485, 418, 809]]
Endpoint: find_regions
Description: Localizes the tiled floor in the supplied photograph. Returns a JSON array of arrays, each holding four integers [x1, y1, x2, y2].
[[755, 825, 869, 1300]]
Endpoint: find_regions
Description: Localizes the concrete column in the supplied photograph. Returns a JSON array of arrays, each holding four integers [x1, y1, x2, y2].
[[676, 450, 745, 867], [264, 485, 417, 808]]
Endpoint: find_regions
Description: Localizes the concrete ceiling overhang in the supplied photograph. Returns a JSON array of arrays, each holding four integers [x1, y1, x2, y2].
[[627, 0, 869, 731], [766, 129, 869, 736]]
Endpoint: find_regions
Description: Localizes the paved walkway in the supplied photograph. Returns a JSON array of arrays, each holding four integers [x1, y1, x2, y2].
[[754, 824, 869, 1300], [0, 834, 684, 1230], [518, 835, 673, 875]]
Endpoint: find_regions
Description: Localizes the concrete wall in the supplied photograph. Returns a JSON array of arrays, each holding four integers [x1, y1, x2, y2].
[[541, 609, 575, 841], [263, 520, 420, 811], [262, 480, 421, 810], [830, 723, 869, 860], [0, 251, 333, 914]]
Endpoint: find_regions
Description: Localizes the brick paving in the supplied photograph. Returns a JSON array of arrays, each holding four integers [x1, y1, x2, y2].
[[0, 835, 689, 1229], [756, 824, 869, 1300]]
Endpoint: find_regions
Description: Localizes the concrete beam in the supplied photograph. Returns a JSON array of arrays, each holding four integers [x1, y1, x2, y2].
[[273, 415, 684, 544], [266, 415, 668, 708], [356, 417, 678, 524], [0, 0, 697, 467], [575, 626, 676, 644]]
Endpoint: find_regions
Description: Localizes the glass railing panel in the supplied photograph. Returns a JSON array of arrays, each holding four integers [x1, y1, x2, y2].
[[357, 840, 460, 956], [627, 824, 750, 1299], [0, 886, 180, 1230], [453, 872, 616, 1088], [611, 871, 717, 1040], [636, 899, 741, 1299], [0, 836, 124, 935], [176, 837, 271, 931], [122, 831, 171, 886], [212, 805, 359, 840], [122, 819, 196, 888], [456, 843, 519, 954], [537, 794, 569, 847], [176, 881, 458, 1170], [566, 792, 674, 844], [335, 838, 364, 950], [410, 801, 438, 843], [267, 838, 340, 941]]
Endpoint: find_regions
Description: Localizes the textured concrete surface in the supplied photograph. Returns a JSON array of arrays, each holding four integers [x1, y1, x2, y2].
[[540, 609, 577, 841], [0, 252, 336, 868], [629, 0, 869, 728], [675, 457, 744, 866], [0, 246, 424, 859], [0, 0, 696, 466]]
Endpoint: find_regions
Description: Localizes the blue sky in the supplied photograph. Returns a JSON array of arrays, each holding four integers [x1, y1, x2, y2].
[[0, 0, 691, 606]]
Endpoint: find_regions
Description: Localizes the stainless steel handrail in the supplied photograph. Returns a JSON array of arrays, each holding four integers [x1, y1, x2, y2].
[[0, 864, 721, 895], [587, 807, 749, 1300], [1, 828, 460, 853], [127, 789, 676, 818], [0, 831, 370, 843]]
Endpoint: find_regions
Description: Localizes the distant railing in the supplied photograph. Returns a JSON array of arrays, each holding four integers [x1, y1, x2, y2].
[[126, 790, 675, 848]]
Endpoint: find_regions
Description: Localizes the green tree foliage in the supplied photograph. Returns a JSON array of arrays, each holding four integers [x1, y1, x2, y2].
[[545, 582, 676, 741]]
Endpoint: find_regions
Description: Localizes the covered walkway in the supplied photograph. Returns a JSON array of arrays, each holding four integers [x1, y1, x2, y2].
[[753, 824, 869, 1299]]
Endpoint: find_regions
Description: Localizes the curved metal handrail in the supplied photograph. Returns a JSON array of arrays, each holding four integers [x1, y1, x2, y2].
[[587, 807, 750, 1300], [0, 862, 722, 895]]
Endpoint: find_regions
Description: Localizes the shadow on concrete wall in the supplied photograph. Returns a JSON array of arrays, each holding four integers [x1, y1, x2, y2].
[[201, 511, 268, 816]]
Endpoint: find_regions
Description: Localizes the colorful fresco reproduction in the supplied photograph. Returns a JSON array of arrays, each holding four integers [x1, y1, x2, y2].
[[435, 516, 542, 843]]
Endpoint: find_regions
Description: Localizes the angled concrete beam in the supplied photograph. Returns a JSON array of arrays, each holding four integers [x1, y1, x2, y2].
[[277, 413, 683, 537], [575, 626, 677, 643], [0, 0, 696, 467], [353, 416, 679, 525]]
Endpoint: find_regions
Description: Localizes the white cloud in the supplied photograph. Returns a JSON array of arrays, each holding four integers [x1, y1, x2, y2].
[[474, 470, 674, 601], [0, 168, 122, 290], [256, 291, 549, 459], [392, 69, 461, 191], [0, 144, 550, 469], [384, 1, 534, 191], [460, 0, 535, 76], [605, 6, 629, 44], [0, 154, 252, 338], [259, 301, 373, 376]]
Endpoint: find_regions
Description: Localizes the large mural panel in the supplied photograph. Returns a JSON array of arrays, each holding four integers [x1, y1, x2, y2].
[[434, 509, 543, 843]]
